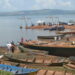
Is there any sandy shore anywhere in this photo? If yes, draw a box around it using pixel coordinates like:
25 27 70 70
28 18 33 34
25 25 52 29
0 47 7 54
0 46 20 55
25 25 75 30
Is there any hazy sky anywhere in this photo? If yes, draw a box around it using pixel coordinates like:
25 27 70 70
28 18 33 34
0 0 75 12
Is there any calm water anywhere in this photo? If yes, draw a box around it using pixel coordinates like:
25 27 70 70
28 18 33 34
0 14 75 46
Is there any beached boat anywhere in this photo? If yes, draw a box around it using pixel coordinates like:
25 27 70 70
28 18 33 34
20 40 75 57
5 53 66 65
38 34 64 40
57 30 75 34
0 64 38 75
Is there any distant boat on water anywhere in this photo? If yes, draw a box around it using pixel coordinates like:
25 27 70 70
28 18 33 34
20 26 23 29
44 25 65 31
57 30 75 34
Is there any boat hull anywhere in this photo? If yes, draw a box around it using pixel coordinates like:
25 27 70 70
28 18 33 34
20 43 75 57
38 34 64 40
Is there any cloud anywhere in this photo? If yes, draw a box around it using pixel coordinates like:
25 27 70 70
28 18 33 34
61 1 71 6
0 0 17 11
34 0 56 9
0 0 73 12
0 0 10 7
33 0 72 10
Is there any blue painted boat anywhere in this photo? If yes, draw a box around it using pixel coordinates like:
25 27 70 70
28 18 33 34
59 22 68 25
44 26 65 31
0 64 39 75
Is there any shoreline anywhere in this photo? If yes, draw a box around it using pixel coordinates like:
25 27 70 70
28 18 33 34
25 24 75 30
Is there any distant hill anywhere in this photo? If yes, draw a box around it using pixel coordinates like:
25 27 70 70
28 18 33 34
0 9 75 16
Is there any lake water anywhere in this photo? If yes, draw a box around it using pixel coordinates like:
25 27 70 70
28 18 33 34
0 14 75 46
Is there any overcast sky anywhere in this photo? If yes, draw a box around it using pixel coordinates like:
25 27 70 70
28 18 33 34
0 0 75 12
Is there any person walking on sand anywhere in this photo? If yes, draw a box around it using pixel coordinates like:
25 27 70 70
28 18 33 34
11 41 15 53
11 44 15 53
6 42 12 53
21 37 24 43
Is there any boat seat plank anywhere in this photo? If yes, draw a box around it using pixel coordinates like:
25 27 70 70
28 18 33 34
46 70 55 75
66 72 73 75
35 58 44 64
27 58 35 63
20 58 27 62
54 71 65 75
51 58 59 63
24 65 27 68
36 70 47 75
44 59 52 64
66 64 75 69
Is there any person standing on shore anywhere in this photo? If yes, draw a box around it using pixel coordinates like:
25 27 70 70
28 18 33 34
6 42 12 53
21 37 24 43
11 41 15 53
6 41 15 53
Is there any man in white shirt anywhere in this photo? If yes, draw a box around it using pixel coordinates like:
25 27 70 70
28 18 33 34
6 43 12 53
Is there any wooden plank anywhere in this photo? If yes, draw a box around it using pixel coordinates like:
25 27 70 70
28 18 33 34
44 59 52 64
66 72 73 75
35 58 44 64
55 71 65 75
36 70 47 75
27 58 34 63
46 70 55 75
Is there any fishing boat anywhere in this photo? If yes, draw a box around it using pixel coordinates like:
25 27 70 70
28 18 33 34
44 25 65 31
56 30 75 34
20 26 23 29
38 34 64 40
20 39 75 57
0 64 38 75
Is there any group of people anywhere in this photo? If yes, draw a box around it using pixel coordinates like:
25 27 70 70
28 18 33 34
6 41 15 53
